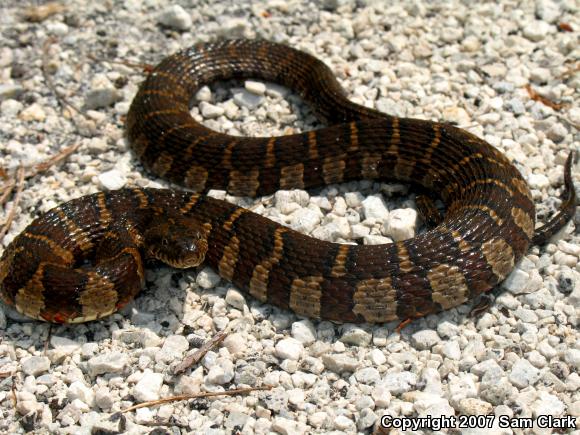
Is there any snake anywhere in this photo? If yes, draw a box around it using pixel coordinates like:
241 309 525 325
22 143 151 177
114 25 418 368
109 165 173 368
0 39 576 324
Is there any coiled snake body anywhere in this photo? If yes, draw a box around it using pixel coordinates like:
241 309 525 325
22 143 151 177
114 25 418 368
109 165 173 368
0 40 576 324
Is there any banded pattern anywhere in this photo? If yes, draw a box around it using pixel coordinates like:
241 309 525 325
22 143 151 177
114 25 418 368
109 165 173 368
0 40 576 323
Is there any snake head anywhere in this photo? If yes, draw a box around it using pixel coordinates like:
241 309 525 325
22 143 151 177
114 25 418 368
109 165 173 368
144 217 209 268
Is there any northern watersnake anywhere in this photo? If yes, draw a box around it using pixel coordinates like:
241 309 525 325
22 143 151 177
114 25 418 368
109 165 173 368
0 39 576 324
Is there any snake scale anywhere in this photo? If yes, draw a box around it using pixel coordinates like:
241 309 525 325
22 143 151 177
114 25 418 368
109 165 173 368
0 39 576 324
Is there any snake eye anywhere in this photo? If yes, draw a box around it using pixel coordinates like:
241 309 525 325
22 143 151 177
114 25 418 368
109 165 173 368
161 238 169 246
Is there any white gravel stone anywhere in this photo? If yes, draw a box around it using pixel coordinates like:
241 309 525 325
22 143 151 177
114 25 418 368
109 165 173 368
437 321 459 338
0 84 23 101
502 267 543 293
457 398 493 415
564 349 580 371
245 80 266 95
322 353 359 373
15 391 40 415
21 356 50 376
98 169 127 190
411 329 440 350
233 89 264 109
156 335 189 363
1 99 23 116
523 20 552 42
196 267 221 288
225 288 246 310
195 86 212 102
334 415 355 430
272 416 308 435
361 195 388 220
355 367 381 384
380 372 417 395
200 101 225 118
87 352 128 377
386 208 417 241
528 173 550 189
19 103 46 122
530 391 565 416
363 234 392 245
133 370 164 402
275 338 304 361
370 348 387 365
84 87 121 110
290 208 321 233
157 5 192 31
536 0 561 23
291 320 317 345
441 340 461 361
509 359 541 388
206 358 235 384
340 324 372 346
95 387 114 410
67 381 95 407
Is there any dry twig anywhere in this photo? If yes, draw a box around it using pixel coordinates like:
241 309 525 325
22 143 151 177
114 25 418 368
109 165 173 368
0 142 81 242
86 54 154 73
114 386 271 416
0 167 25 242
173 330 228 375
42 38 84 116
524 84 566 111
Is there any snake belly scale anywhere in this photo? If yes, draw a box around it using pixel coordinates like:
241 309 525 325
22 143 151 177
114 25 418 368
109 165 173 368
0 39 576 324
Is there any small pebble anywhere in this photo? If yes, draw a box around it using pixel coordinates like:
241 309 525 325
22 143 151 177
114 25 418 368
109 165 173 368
275 338 304 361
133 370 164 402
21 356 50 376
157 5 192 31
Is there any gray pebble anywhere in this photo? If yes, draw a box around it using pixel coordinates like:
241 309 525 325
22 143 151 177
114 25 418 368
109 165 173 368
411 329 440 350
84 88 121 110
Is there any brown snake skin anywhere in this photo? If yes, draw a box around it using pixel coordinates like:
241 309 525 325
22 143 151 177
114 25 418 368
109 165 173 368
0 39 577 324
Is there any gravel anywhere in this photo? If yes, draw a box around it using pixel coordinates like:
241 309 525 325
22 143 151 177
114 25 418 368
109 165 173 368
0 1 579 434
